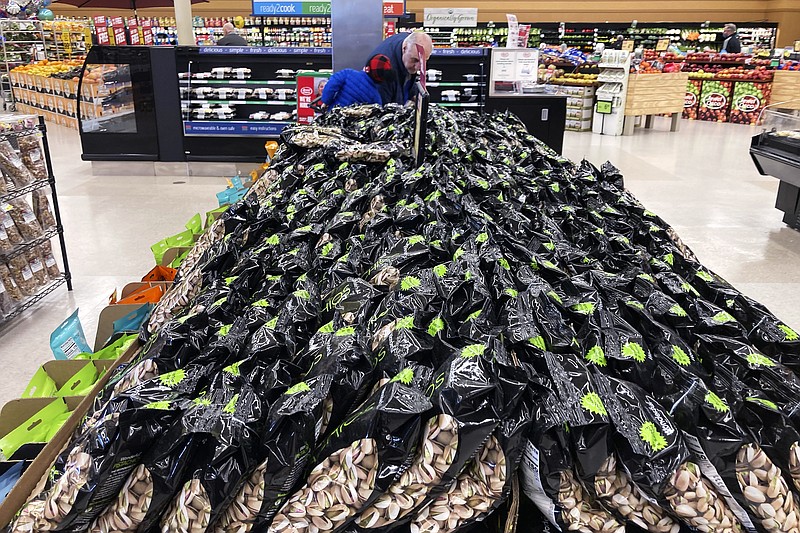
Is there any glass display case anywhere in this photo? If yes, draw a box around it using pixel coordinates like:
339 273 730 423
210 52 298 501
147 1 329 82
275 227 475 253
750 103 800 230
78 46 162 160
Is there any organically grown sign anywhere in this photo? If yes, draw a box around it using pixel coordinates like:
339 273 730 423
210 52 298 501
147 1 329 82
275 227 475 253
423 8 478 27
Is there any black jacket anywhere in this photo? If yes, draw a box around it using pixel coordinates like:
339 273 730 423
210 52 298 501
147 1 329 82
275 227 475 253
365 33 416 105
217 33 248 46
721 33 741 54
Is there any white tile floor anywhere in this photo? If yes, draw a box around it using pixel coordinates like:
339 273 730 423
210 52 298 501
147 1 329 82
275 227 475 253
0 116 797 406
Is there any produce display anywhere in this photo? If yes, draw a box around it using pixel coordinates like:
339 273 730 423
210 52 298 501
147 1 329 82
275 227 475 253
698 80 733 122
8 104 800 533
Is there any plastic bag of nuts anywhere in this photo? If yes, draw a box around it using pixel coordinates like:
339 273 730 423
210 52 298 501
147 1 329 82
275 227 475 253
0 263 23 301
214 374 333 533
521 375 625 533
38 241 60 279
0 208 22 245
18 133 48 181
32 189 56 230
268 380 431 533
0 139 34 188
8 256 37 296
5 198 43 241
352 342 506 532
411 391 534 533
0 276 15 316
24 249 48 287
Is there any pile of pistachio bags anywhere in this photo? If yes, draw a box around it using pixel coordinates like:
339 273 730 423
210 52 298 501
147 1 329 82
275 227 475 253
9 104 800 533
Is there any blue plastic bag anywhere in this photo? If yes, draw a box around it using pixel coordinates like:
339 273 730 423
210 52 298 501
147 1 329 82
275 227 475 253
50 309 92 360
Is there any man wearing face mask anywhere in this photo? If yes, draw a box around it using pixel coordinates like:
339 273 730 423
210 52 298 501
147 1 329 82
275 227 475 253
364 31 434 105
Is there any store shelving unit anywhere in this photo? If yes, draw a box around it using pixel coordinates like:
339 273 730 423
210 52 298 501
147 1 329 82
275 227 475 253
593 50 631 135
0 20 45 75
0 116 72 325
42 22 90 61
427 48 489 113
262 17 331 48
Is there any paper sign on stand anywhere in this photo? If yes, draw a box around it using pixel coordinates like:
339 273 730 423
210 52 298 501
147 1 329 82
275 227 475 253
506 14 519 48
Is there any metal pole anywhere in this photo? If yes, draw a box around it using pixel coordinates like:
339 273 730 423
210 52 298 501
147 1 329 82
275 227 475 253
331 0 383 71
173 0 194 46
38 116 73 291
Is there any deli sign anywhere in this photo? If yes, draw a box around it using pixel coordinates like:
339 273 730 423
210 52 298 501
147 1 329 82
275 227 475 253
423 8 478 27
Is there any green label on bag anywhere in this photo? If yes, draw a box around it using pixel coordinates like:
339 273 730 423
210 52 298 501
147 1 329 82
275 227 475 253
640 422 667 451
581 392 607 416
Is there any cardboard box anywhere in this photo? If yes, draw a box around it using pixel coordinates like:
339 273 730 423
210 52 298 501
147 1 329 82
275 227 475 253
0 341 140 528
160 246 192 267
0 397 85 460
22 360 116 399
120 281 172 300
93 303 148 351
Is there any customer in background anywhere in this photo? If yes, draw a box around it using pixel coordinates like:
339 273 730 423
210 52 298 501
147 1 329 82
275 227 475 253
721 23 741 54
364 31 433 105
217 23 248 46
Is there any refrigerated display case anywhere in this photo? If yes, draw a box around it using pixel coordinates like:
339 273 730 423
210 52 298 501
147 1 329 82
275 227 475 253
750 104 800 230
78 46 177 161
176 46 331 161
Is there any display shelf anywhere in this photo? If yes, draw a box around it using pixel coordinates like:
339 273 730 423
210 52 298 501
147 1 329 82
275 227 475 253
0 179 50 202
0 20 46 77
0 118 72 328
437 102 481 108
623 72 688 134
191 99 296 105
425 82 481 88
1 275 66 324
771 71 800 111
0 227 60 262
180 79 294 85
593 50 632 136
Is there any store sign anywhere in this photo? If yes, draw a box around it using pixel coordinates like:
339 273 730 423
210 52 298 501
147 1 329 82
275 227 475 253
184 121 289 135
704 93 727 110
684 92 697 108
423 8 478 28
296 72 328 124
251 0 331 16
736 95 760 112
596 100 613 114
383 0 404 16
656 38 670 51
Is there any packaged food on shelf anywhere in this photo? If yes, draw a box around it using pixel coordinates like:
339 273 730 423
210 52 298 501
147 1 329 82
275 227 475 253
5 198 43 241
0 140 34 188
8 255 37 296
32 190 56 231
38 241 60 279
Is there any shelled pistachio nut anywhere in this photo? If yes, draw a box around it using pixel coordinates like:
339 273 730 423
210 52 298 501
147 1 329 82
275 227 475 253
159 478 211 533
411 434 505 533
788 442 800 493
594 455 678 533
358 414 459 529
269 438 379 533
214 460 267 533
665 462 741 533
736 443 800 533
558 468 625 533
90 463 152 532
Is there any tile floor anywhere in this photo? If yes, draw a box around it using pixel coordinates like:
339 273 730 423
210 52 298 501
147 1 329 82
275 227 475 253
0 116 797 406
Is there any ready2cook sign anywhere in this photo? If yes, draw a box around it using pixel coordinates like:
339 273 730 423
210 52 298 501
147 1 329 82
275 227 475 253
251 0 405 16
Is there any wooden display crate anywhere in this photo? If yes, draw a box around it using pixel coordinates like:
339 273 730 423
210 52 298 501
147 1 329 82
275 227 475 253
771 71 800 110
623 72 689 135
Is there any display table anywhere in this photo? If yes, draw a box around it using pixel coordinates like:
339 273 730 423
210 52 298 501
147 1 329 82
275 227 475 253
771 71 800 110
623 72 688 135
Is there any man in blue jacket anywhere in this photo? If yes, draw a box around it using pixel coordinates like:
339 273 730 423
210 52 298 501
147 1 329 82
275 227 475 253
365 31 433 105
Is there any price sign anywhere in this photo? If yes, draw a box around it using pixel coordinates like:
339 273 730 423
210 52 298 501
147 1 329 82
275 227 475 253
596 100 613 114
60 27 72 55
621 40 634 52
795 40 800 52
656 38 670 51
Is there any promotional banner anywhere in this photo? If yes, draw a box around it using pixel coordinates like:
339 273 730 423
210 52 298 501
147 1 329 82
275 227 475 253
252 0 331 16
383 0 404 16
296 72 329 124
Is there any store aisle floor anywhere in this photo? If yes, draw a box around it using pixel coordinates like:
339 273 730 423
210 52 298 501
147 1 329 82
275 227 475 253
0 116 796 405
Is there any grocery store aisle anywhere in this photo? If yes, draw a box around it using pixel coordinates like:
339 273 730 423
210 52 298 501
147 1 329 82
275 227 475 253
0 116 797 407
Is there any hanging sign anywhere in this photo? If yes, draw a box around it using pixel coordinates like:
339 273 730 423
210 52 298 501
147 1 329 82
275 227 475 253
621 40 635 52
383 0 404 16
656 38 671 51
251 0 331 16
423 8 478 28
